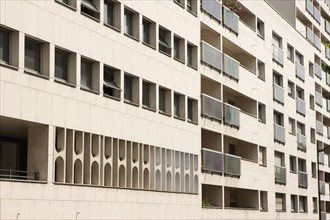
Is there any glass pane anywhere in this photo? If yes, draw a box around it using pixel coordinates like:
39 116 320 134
25 38 41 72
124 11 133 35
159 88 165 112
124 76 132 101
0 28 10 63
143 21 150 44
81 59 92 89
55 49 69 81
104 1 114 26
174 94 180 117
143 83 150 107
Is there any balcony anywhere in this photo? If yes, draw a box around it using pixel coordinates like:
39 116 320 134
296 97 306 115
224 187 259 210
315 63 322 79
320 181 326 194
223 6 239 35
272 44 284 65
201 94 223 121
298 171 308 188
274 124 285 144
295 62 305 81
316 91 323 107
224 153 241 177
306 0 313 14
223 103 240 128
313 6 321 23
317 120 324 135
273 83 284 104
306 27 314 43
201 41 222 71
314 35 321 50
201 148 223 173
275 166 286 184
223 54 240 81
297 133 307 151
201 0 222 22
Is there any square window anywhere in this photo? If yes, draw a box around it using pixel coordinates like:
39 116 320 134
80 58 99 92
159 26 172 56
124 8 139 40
174 35 185 62
174 92 185 119
124 73 139 105
103 65 121 99
276 193 286 212
187 98 198 123
0 27 10 64
142 80 156 110
104 0 121 30
187 42 197 68
81 0 100 20
291 195 298 213
159 87 171 115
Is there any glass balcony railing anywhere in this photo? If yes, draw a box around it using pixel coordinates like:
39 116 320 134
274 124 286 143
314 63 322 79
295 62 305 81
272 44 284 65
327 74 330 86
327 127 330 139
315 91 323 107
321 212 326 220
224 153 241 177
275 166 286 184
319 152 325 164
317 120 324 135
298 171 308 188
223 54 239 81
320 181 325 194
201 0 222 22
306 0 313 14
223 6 239 35
297 133 307 151
314 35 321 50
327 99 330 112
201 148 223 173
326 20 330 34
201 94 223 121
201 41 222 71
223 103 240 127
296 97 306 115
273 83 284 104
326 47 330 59
306 27 314 44
313 6 321 23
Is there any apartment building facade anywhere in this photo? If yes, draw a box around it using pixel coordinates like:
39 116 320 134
0 0 329 219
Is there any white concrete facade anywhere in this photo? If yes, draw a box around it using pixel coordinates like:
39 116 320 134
0 0 329 219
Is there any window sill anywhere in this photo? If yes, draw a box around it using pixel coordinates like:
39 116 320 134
54 78 76 88
187 9 197 17
159 111 171 117
55 0 77 11
159 49 172 58
290 171 297 174
142 105 156 112
187 63 198 70
257 33 265 40
24 69 49 80
173 0 185 9
103 94 121 101
81 12 100 23
289 132 296 136
174 57 186 64
142 41 156 50
260 209 268 212
174 115 185 121
259 164 267 167
103 23 121 33
258 119 266 124
276 210 286 212
0 61 18 71
80 86 99 94
124 33 140 42
124 99 139 107
187 119 198 125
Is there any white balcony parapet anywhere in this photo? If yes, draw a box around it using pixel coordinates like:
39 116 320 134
201 0 222 22
314 63 322 79
275 166 286 184
224 153 241 177
297 133 307 151
273 83 284 104
201 93 223 121
274 124 285 143
296 97 306 115
201 41 222 71
223 54 239 81
223 103 240 127
272 44 284 65
295 62 305 81
223 6 239 35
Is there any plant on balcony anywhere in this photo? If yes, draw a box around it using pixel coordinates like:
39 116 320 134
223 0 242 13
322 61 330 73
202 198 211 207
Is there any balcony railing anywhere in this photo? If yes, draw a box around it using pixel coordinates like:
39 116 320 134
313 6 321 23
275 166 286 184
306 0 313 14
201 0 222 22
272 44 284 65
317 120 324 135
321 212 326 220
327 74 330 86
326 47 330 59
326 20 330 34
315 91 323 107
273 83 284 104
327 99 330 112
315 63 322 79
296 97 306 115
223 6 239 35
298 171 308 188
306 27 314 43
274 124 286 144
223 54 239 81
328 127 330 139
201 41 222 71
314 35 321 50
295 62 305 81
201 148 223 173
0 169 40 181
297 133 307 151
201 94 223 121
320 181 325 194
224 153 241 177
223 103 240 127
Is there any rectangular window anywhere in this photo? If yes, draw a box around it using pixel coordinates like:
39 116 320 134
174 35 184 62
104 0 120 30
297 122 305 136
260 191 268 211
298 158 306 172
187 98 197 123
174 92 185 119
257 60 265 81
259 146 267 166
310 94 315 110
258 103 266 123
81 58 93 90
159 87 171 115
289 155 297 173
288 81 295 97
312 162 316 178
296 86 304 100
124 73 139 105
274 111 283 126
25 38 41 73
275 151 285 167
313 197 318 213
291 195 298 213
143 19 150 45
173 0 184 7
142 81 156 110
288 118 295 134
299 196 307 213
55 48 69 82
276 193 286 212
159 26 171 56
0 27 10 64
287 44 294 61
81 0 100 20
311 128 315 144
56 0 76 8
124 8 139 40
142 17 156 48
257 19 265 39
187 42 197 68
103 65 121 99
